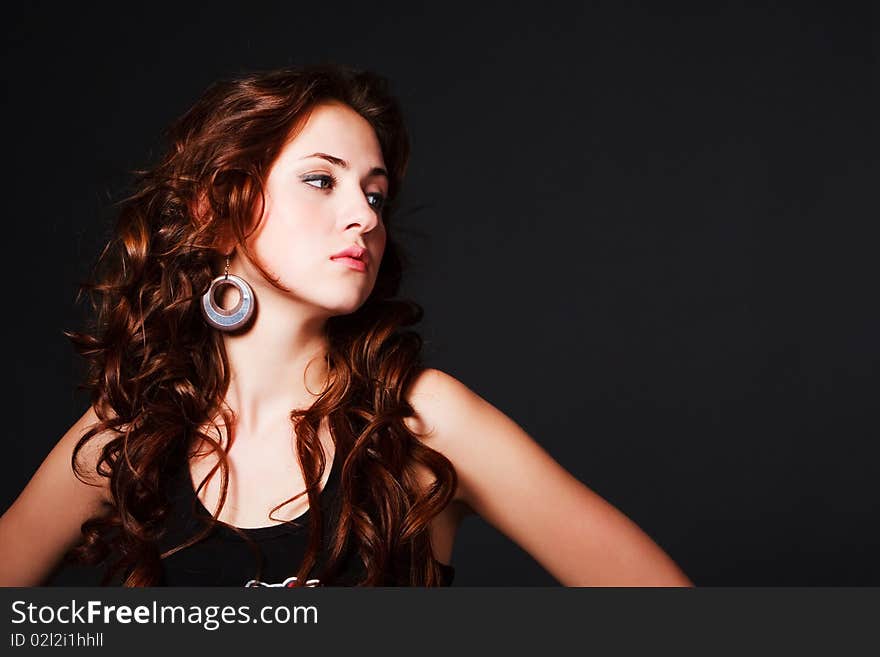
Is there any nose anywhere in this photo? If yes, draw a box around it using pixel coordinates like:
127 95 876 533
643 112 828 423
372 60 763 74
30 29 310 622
341 187 381 236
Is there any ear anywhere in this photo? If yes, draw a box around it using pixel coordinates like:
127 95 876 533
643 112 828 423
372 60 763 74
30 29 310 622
190 190 237 255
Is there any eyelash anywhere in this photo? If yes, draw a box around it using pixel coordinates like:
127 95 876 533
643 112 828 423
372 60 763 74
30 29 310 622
302 174 386 213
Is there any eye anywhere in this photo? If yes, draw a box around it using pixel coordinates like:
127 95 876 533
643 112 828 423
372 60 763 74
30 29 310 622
367 192 386 212
301 173 387 213
302 173 337 190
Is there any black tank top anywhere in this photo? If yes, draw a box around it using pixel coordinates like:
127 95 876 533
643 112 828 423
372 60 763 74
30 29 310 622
157 452 455 586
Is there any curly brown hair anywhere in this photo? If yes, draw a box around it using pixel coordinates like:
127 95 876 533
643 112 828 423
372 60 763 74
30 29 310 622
62 63 457 586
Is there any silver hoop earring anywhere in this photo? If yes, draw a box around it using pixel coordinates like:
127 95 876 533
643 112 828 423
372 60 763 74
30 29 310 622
200 255 255 331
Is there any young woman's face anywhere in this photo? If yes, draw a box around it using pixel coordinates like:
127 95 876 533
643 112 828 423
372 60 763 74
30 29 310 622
243 101 389 316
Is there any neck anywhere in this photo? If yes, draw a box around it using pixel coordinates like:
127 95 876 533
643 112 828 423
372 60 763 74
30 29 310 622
216 279 332 439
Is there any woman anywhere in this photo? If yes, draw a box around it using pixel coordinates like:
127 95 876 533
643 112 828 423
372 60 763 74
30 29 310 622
0 63 693 587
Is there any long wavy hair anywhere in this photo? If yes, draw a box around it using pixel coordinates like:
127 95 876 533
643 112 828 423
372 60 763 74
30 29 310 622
63 63 457 586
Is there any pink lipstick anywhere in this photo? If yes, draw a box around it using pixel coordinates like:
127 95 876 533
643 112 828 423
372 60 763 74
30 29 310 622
331 256 366 272
330 244 368 273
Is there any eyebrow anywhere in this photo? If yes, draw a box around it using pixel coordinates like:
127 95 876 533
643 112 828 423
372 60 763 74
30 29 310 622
300 152 388 180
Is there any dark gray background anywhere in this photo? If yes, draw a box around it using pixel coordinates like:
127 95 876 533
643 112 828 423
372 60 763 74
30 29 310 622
3 588 877 654
2 1 876 585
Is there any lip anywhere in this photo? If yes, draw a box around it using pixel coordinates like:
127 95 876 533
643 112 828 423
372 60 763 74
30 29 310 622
330 245 368 262
331 256 367 273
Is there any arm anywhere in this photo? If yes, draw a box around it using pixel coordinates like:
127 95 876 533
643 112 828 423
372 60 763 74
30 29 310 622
0 405 115 586
407 368 694 587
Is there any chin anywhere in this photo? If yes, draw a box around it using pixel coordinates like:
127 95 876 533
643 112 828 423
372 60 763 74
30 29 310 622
325 293 370 316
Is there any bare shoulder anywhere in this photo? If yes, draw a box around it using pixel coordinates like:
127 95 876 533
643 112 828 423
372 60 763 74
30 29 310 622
402 368 475 503
64 404 118 503
403 367 694 586
0 404 118 585
402 367 480 449
403 366 561 508
403 367 475 433
31 403 119 509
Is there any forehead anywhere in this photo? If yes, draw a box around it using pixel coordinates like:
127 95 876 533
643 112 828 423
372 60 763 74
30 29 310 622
282 101 385 166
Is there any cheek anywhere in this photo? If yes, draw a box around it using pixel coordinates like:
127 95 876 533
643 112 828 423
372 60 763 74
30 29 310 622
251 209 326 272
376 222 388 251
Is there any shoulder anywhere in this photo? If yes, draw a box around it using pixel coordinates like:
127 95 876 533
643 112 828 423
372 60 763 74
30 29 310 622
403 367 487 447
403 368 467 502
401 369 696 586
404 367 477 424
403 366 592 524
63 404 118 505
402 368 480 504
0 404 117 585
403 367 541 508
